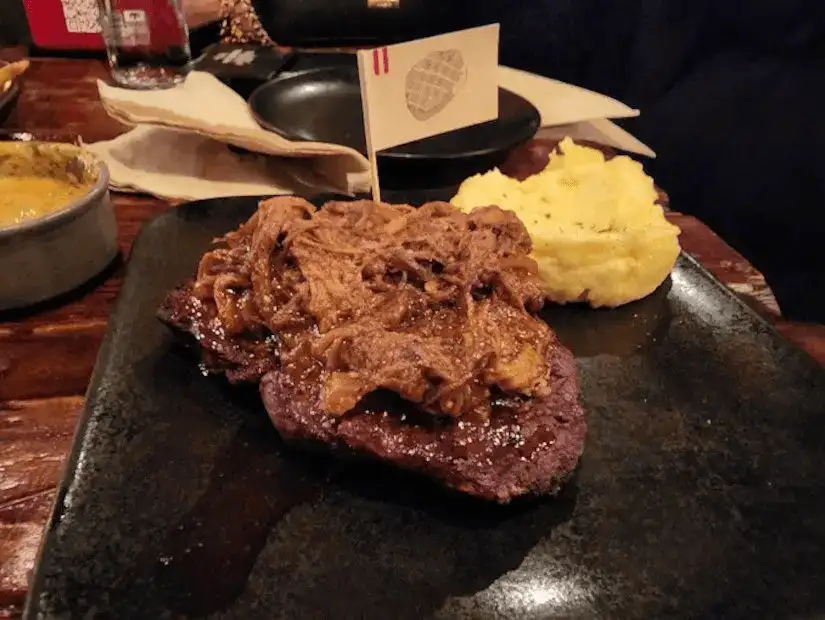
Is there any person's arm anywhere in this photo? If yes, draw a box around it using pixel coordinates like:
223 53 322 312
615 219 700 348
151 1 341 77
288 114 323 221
184 0 223 30
182 0 222 55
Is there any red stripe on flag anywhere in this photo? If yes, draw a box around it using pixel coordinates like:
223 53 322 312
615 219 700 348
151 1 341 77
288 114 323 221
372 49 380 76
382 47 390 74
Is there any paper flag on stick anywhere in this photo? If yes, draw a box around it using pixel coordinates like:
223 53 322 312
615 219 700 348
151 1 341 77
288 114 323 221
357 24 500 202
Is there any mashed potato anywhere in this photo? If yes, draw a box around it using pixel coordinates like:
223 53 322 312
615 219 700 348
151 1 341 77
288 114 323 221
452 138 681 308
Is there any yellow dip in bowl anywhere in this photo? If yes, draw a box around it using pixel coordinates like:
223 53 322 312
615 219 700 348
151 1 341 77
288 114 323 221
0 141 98 228
0 141 117 310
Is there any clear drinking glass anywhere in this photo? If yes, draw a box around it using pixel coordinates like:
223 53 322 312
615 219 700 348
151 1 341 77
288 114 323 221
98 0 191 89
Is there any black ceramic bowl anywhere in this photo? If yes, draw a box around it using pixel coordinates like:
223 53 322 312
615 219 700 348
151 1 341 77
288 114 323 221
248 64 541 190
0 71 21 126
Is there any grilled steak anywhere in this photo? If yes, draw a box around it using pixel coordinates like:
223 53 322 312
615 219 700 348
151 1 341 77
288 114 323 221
158 196 587 503
259 337 585 503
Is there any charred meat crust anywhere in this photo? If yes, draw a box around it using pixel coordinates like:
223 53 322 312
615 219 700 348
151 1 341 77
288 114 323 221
259 339 586 504
160 292 586 503
159 285 280 383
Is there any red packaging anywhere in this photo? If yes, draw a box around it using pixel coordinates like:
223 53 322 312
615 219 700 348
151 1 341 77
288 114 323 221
24 0 184 52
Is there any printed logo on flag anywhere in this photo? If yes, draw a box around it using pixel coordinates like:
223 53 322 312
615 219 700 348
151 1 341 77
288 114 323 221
405 49 467 121
356 24 499 153
372 48 390 76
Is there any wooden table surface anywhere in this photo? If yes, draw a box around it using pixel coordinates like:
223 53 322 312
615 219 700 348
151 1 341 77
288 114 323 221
1 54 824 619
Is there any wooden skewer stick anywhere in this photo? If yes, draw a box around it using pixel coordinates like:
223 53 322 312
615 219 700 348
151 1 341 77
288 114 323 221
367 147 381 204
356 51 382 203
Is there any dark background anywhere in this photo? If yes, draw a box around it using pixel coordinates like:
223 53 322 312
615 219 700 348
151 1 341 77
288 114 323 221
0 0 30 45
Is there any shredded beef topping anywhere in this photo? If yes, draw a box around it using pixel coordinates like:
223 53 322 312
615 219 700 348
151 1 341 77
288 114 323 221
179 197 553 419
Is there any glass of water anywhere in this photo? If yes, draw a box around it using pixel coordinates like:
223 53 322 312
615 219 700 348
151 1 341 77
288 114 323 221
98 0 191 89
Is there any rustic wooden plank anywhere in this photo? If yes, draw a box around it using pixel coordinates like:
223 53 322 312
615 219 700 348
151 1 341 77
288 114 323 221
0 396 83 618
0 491 55 616
0 326 106 402
0 398 81 616
3 58 127 143
669 212 782 319
0 397 83 505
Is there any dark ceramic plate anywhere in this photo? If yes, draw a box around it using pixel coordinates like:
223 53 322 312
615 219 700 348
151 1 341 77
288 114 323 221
0 80 20 126
25 196 825 620
247 65 540 189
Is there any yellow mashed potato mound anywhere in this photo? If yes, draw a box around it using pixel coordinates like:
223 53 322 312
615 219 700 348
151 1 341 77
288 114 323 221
452 137 681 308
